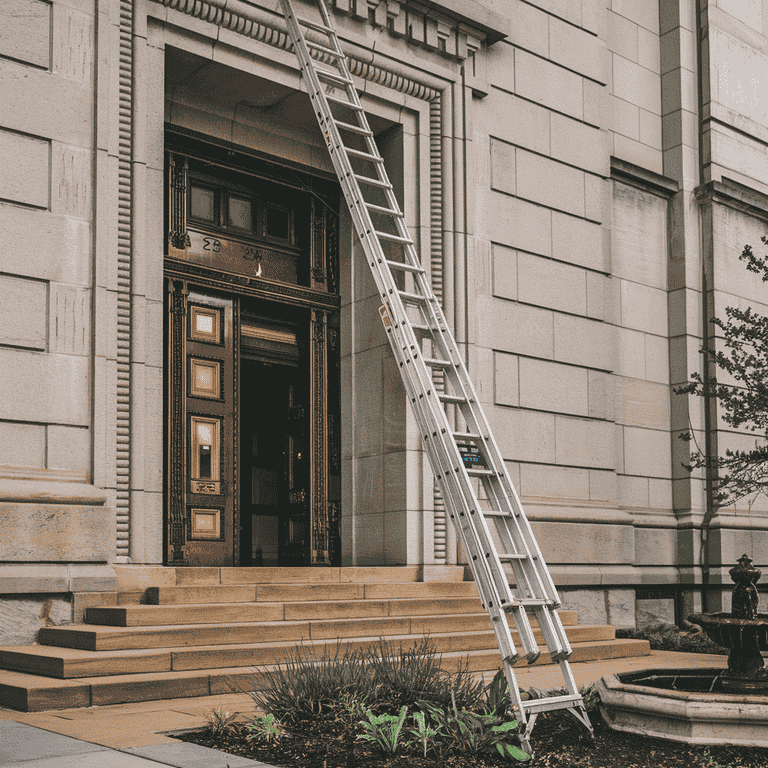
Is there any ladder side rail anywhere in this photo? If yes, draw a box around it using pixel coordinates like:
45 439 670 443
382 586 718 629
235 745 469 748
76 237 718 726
381 312 523 663
381 306 542 663
277 0 593 746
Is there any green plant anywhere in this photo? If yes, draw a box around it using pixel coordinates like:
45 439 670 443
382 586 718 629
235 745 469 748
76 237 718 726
482 669 512 715
245 713 284 744
249 637 486 722
409 709 442 758
249 640 370 721
357 704 409 754
204 706 240 737
676 241 768 507
418 693 529 761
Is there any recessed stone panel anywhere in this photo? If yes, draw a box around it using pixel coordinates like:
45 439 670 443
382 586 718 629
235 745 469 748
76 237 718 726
493 351 519 407
0 502 113 562
519 357 588 416
0 349 89 425
0 421 45 469
0 274 47 350
0 0 51 69
0 128 49 209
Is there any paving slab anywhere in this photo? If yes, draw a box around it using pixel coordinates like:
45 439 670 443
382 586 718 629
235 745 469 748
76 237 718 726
0 720 102 763
1 751 174 767
125 742 272 767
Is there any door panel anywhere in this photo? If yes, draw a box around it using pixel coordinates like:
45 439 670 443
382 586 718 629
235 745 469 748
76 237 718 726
166 287 236 566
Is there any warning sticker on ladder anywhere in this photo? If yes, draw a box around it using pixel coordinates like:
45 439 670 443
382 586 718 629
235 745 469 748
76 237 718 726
379 305 392 329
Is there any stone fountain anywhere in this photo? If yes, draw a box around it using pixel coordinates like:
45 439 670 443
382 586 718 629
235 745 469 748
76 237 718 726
596 554 768 746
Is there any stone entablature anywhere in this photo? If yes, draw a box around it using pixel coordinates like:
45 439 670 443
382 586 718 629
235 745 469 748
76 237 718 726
150 0 506 64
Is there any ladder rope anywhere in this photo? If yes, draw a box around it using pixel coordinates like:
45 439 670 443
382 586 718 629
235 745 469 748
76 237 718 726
276 0 594 751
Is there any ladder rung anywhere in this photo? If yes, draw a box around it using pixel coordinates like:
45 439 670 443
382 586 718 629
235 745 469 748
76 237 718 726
296 16 336 36
411 323 432 333
325 92 363 109
354 173 390 188
346 147 384 163
482 509 510 518
508 598 554 607
335 120 372 136
521 694 584 715
365 202 404 217
306 40 342 58
498 553 528 561
316 68 354 87
438 393 468 404
467 468 493 476
377 230 413 243
453 431 482 441
423 356 451 368
398 290 427 303
385 259 424 273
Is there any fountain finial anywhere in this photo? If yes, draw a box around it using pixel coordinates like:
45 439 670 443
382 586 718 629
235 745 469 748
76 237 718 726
729 553 760 620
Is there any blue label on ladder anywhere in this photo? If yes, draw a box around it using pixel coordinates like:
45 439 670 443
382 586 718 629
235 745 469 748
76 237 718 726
458 444 485 468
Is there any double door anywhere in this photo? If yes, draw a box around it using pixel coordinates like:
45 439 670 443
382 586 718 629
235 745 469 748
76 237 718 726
165 284 340 566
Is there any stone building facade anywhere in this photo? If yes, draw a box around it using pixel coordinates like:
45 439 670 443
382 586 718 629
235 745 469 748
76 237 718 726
1 0 767 644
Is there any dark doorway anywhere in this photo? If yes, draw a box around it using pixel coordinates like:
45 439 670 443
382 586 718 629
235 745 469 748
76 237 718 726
240 357 310 566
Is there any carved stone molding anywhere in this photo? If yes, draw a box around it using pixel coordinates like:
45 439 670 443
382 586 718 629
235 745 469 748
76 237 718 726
116 0 134 560
150 0 504 65
167 279 188 564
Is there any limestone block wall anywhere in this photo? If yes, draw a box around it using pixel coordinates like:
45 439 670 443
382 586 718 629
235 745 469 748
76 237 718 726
473 0 635 610
0 0 116 645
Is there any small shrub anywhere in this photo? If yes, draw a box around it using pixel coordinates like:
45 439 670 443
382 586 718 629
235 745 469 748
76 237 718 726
417 694 529 761
245 713 284 744
409 709 442 757
204 706 240 737
357 704 409 754
616 623 727 655
249 637 485 722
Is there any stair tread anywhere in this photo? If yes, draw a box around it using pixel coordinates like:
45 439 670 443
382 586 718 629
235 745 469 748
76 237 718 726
3 624 614 659
0 637 650 684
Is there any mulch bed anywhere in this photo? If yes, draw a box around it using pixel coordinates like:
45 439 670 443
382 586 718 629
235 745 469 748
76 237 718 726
178 705 768 768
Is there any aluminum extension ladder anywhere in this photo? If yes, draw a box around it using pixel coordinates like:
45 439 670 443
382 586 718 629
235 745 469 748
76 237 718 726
276 0 593 751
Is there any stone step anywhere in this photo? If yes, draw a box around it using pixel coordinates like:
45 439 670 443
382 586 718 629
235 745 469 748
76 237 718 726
0 637 651 712
145 580 481 604
85 597 487 627
173 566 460 586
0 624 615 679
437 638 652 674
39 612 501 651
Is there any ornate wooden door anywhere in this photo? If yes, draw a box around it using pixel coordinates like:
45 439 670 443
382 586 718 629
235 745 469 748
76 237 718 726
166 284 237 566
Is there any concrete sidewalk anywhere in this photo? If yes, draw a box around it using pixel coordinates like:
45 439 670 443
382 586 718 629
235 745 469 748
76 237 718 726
0 650 727 767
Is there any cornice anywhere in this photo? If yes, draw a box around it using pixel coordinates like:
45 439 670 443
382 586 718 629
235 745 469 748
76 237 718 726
610 157 679 198
694 177 768 222
149 0 481 100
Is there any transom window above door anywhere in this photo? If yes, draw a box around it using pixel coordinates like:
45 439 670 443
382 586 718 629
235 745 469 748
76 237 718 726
167 151 310 286
187 181 293 247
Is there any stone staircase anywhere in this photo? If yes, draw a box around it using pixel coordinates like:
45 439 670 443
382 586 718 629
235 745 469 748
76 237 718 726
0 567 650 711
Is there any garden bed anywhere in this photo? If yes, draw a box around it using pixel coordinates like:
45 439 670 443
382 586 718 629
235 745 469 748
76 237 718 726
178 706 768 768
176 637 768 768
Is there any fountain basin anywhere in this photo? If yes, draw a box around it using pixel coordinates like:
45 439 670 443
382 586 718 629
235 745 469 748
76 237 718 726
597 668 768 747
688 612 768 649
